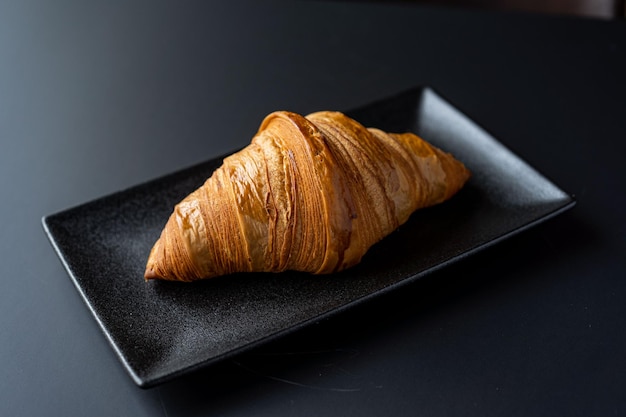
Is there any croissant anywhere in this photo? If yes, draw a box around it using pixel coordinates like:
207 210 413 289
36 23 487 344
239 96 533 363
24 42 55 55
144 111 470 282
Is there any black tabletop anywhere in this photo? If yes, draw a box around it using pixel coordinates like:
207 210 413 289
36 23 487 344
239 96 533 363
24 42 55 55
1 1 625 416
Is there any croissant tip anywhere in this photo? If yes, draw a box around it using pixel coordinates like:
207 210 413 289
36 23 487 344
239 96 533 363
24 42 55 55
144 266 159 281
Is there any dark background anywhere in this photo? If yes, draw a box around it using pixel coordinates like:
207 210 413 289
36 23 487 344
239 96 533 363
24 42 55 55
1 1 625 416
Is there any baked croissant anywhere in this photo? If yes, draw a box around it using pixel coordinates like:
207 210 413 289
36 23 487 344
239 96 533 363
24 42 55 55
145 111 470 282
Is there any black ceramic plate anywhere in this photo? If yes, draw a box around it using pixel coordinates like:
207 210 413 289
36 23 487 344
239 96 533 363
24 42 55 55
43 87 575 388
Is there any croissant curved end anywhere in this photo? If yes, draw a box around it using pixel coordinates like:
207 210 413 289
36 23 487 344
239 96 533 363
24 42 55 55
144 241 162 280
144 266 158 281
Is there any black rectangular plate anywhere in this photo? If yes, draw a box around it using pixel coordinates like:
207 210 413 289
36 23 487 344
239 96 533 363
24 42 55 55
43 87 575 388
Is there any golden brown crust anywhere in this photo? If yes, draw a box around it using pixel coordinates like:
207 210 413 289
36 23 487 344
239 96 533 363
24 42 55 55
144 111 470 282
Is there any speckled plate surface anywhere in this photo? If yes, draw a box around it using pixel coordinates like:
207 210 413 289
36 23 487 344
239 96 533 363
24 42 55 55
42 87 575 388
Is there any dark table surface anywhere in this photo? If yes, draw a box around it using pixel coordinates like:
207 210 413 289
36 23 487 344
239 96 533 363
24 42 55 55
1 1 625 416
